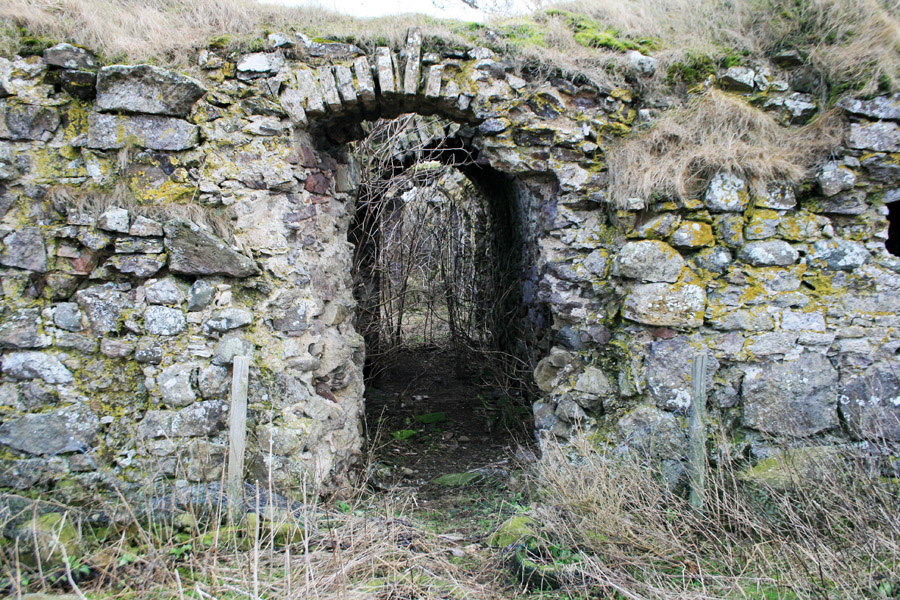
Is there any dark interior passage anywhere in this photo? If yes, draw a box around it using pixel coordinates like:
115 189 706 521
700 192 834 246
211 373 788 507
338 114 539 483
364 348 530 492
888 201 900 256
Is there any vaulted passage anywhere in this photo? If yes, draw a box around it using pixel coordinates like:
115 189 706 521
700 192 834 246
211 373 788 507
332 114 541 484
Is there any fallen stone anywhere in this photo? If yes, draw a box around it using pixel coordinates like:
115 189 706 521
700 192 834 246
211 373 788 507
96 64 206 117
13 512 83 569
742 351 839 436
627 50 656 76
1 351 73 384
86 112 199 151
720 66 755 92
164 220 258 277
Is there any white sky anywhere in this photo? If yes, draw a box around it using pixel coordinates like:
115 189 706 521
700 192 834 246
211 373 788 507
262 0 539 22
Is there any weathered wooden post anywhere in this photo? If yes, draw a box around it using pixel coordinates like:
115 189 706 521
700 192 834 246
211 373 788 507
227 355 250 523
688 353 708 514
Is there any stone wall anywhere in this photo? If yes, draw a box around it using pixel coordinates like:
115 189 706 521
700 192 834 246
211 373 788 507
0 32 898 502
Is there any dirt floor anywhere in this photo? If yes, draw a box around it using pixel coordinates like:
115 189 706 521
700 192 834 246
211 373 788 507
362 347 537 532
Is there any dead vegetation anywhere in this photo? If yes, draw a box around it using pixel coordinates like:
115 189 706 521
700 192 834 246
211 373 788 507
1 0 899 98
606 89 845 205
521 435 900 599
3 434 897 599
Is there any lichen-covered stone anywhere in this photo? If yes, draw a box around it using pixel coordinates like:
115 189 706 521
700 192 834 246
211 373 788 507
839 360 900 441
669 221 714 248
613 240 684 282
2 103 60 140
645 337 718 412
689 246 732 274
623 282 706 327
738 241 798 266
817 161 856 196
75 284 124 334
0 228 47 272
1 351 73 384
187 279 215 311
96 64 206 117
97 206 130 233
713 214 745 248
838 94 900 120
157 363 196 407
204 308 252 333
43 43 97 70
742 352 839 436
145 278 185 305
720 66 755 92
53 303 84 332
705 172 750 212
105 253 166 277
757 185 796 210
848 121 900 152
144 305 186 336
0 404 98 455
86 112 199 151
212 334 254 365
0 308 46 349
129 215 164 237
744 210 780 240
137 400 227 438
808 239 869 271
616 405 688 486
164 219 258 277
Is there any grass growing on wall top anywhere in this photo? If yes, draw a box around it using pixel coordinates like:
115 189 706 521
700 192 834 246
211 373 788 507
606 89 845 206
1 0 899 98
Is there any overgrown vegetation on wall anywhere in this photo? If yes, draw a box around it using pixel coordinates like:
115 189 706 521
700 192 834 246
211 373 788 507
2 0 899 98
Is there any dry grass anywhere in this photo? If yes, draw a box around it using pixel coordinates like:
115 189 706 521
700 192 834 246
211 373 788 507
606 89 844 205
525 435 900 599
1 0 898 97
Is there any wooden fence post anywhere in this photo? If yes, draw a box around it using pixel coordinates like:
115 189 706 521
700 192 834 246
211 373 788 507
227 355 250 524
688 353 708 515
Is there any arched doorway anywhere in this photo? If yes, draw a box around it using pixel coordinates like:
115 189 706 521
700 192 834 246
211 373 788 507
319 113 547 488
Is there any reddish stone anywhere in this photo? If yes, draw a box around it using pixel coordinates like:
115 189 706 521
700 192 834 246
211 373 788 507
650 327 677 339
305 173 331 195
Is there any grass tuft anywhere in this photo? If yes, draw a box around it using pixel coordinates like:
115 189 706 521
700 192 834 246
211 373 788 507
606 89 844 206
